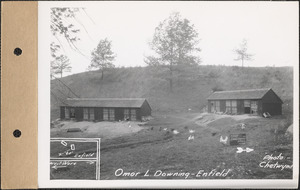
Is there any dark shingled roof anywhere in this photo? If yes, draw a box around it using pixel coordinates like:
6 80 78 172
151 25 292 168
65 98 148 108
207 88 272 100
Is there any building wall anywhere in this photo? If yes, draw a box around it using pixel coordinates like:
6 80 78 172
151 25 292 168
94 107 102 121
237 100 244 114
207 99 282 116
208 99 261 115
220 100 226 112
136 108 142 121
60 106 150 121
257 100 263 115
262 90 283 103
60 106 65 119
140 101 152 117
115 108 124 121
207 90 282 116
261 90 282 115
262 103 282 115
207 101 212 112
75 107 83 120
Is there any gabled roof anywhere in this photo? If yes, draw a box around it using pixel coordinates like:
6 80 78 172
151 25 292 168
64 98 148 108
207 88 272 100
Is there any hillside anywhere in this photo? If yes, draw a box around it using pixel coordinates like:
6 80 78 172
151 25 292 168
51 65 293 120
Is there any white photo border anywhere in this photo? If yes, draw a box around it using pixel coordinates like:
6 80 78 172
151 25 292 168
38 1 299 188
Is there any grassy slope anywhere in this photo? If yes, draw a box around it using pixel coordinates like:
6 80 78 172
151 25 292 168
51 65 293 120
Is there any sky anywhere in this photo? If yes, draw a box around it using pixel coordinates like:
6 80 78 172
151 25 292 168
48 1 299 75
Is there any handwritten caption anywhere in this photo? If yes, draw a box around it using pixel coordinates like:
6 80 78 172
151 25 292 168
114 168 231 179
259 153 293 170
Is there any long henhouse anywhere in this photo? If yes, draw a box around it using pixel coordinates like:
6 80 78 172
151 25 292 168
207 88 283 116
60 98 151 121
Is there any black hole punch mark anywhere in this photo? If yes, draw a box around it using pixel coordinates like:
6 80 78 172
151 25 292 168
13 129 21 138
14 48 22 56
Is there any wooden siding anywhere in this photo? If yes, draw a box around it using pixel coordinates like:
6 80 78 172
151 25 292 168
207 98 281 116
95 108 102 121
237 100 243 114
207 101 211 112
261 90 283 103
140 101 152 117
220 100 226 112
262 103 282 115
75 107 83 121
60 107 65 119
60 105 151 121
115 108 124 121
136 108 142 121
257 100 263 115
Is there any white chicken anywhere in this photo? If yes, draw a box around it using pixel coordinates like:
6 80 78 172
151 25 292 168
236 147 254 153
188 135 194 141
220 136 228 145
240 123 246 130
189 129 195 133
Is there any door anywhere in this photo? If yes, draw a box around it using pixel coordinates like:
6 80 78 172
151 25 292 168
70 108 75 118
124 109 130 120
130 109 136 121
250 100 258 114
89 108 95 120
244 100 250 114
83 108 89 120
65 107 70 119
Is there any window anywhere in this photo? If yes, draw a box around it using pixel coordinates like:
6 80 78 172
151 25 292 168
83 108 89 120
244 100 250 107
65 107 70 119
124 109 130 120
103 108 109 121
131 109 136 121
109 108 115 121
226 100 231 113
231 100 237 114
89 108 95 120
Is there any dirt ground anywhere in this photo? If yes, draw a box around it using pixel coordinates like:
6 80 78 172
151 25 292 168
51 120 144 140
51 112 293 180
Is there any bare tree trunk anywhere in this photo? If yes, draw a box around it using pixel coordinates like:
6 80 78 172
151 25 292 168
170 78 173 93
169 62 173 93
101 69 104 80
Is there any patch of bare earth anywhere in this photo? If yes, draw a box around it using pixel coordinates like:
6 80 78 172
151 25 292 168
51 121 144 140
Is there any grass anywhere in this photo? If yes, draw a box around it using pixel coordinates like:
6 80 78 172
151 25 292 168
50 112 293 180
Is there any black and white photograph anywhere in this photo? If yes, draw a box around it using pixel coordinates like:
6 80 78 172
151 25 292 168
38 1 298 188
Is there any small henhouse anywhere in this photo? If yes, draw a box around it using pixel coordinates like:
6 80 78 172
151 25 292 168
60 98 151 121
207 88 283 116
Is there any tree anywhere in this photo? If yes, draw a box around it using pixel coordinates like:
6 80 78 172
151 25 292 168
88 38 116 80
51 55 72 78
50 8 88 78
50 8 83 55
145 12 201 92
233 39 254 67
